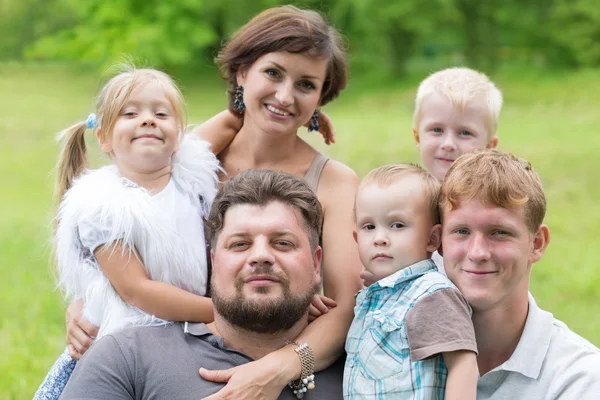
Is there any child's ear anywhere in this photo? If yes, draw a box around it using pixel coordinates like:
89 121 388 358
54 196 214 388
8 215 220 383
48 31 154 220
97 128 112 153
426 224 442 253
488 135 499 149
413 128 421 149
352 230 358 243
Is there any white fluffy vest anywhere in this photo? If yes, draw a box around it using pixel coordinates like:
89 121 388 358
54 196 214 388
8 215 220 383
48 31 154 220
55 135 220 338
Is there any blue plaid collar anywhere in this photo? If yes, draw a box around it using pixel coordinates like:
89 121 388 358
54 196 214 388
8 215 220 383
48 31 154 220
368 259 438 292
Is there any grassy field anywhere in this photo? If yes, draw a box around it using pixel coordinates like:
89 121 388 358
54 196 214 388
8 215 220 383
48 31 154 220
1 63 599 398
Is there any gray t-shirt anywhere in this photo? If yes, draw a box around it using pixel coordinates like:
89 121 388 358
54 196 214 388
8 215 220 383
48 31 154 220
61 322 345 400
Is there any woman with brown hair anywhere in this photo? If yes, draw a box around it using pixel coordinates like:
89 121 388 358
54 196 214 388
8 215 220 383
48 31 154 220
195 5 362 399
64 5 361 399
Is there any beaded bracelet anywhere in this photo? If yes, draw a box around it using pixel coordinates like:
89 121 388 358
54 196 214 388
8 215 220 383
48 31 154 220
285 341 315 399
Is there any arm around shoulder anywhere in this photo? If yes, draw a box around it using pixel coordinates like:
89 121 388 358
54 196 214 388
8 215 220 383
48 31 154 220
317 159 362 302
191 110 242 155
294 160 362 369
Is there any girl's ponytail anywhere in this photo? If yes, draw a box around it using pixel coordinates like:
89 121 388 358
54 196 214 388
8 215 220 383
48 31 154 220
53 120 90 207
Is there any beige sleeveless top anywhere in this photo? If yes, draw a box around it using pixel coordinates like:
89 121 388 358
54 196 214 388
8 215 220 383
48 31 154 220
303 152 329 193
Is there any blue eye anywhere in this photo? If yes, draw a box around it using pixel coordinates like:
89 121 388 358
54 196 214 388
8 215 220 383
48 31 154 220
391 222 405 229
265 69 280 78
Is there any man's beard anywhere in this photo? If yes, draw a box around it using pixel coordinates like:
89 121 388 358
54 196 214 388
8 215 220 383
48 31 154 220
211 268 316 334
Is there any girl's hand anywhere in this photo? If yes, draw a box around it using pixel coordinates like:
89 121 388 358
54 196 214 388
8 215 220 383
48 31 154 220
308 294 338 322
305 110 336 145
199 352 291 400
65 299 98 360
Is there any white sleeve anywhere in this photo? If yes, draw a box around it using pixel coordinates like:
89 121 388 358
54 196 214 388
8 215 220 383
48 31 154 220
78 213 122 253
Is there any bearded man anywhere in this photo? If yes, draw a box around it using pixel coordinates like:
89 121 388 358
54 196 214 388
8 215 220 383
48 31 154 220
61 170 345 400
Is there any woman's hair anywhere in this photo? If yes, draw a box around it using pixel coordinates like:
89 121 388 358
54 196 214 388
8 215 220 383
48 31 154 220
53 65 186 206
216 5 348 112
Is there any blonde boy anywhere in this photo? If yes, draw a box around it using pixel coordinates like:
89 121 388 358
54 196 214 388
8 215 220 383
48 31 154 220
344 164 478 400
413 67 502 182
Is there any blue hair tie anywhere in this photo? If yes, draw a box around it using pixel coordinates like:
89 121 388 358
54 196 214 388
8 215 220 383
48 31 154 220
86 113 97 129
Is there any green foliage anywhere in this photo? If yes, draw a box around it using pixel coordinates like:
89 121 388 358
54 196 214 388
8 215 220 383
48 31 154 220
2 0 600 72
550 0 600 66
24 0 219 67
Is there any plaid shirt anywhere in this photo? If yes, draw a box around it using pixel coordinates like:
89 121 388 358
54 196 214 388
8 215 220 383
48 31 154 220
343 259 462 399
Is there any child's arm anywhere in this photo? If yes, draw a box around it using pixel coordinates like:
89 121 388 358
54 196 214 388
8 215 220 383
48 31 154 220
443 350 478 400
192 110 242 155
95 242 213 323
312 110 336 145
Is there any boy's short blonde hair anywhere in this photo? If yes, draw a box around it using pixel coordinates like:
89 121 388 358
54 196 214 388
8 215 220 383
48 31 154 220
413 67 503 137
440 149 546 233
357 164 441 225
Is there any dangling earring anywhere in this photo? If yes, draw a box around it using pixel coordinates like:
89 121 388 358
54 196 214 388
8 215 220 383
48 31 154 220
233 85 246 114
308 109 319 132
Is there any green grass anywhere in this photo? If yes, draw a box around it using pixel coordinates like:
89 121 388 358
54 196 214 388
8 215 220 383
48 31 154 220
1 63 599 398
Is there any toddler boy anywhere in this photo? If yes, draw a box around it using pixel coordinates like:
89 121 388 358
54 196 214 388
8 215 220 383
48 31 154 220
344 164 478 400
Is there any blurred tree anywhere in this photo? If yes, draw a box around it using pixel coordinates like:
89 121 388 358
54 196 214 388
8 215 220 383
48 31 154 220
549 0 600 67
0 0 81 60
1 0 597 71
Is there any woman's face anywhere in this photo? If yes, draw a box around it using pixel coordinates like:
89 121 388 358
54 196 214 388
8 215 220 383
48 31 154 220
237 51 327 137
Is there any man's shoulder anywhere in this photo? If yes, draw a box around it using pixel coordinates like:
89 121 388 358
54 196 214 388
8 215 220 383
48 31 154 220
101 323 187 351
538 317 600 398
548 317 600 365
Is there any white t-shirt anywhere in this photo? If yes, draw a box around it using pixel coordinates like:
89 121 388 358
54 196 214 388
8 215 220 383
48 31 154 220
478 293 600 399
152 179 207 269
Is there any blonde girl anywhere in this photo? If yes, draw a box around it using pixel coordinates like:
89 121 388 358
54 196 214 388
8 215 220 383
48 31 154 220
34 66 219 399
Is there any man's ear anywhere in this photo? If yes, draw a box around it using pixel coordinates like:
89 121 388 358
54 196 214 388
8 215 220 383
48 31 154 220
312 246 323 287
97 128 112 153
413 128 421 150
488 135 499 149
426 224 442 253
530 224 550 264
